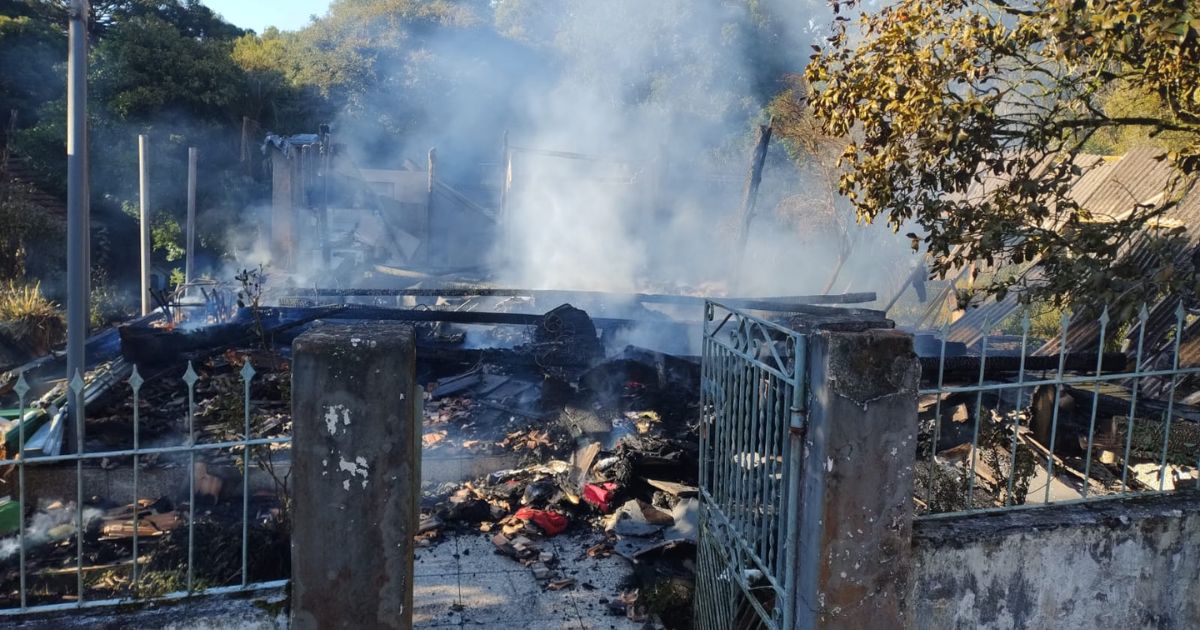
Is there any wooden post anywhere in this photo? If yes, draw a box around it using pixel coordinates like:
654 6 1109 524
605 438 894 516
427 147 437 266
730 122 773 291
240 116 248 173
185 147 197 283
138 134 151 315
318 124 331 265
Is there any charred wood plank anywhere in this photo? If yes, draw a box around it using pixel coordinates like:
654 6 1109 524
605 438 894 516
118 306 344 365
276 287 877 307
321 304 697 334
1063 384 1200 423
920 353 1128 383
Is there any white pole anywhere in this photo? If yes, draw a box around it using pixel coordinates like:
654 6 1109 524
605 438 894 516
138 134 151 315
185 146 197 283
66 0 89 419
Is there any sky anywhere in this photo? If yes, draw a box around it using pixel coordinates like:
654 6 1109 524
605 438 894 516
201 0 333 33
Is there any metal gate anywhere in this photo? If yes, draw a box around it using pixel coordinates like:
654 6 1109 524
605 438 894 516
696 301 807 629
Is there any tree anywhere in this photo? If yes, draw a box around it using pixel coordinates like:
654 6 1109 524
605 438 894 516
6 1 273 296
803 0 1200 308
0 12 64 137
91 15 243 122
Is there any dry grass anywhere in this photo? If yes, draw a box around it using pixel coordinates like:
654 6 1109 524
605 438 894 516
0 281 64 352
0 281 58 322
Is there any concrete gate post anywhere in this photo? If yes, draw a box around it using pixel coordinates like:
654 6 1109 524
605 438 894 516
291 323 421 629
792 329 920 629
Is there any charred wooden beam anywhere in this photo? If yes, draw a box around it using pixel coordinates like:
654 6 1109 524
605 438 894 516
118 306 344 365
920 352 1128 383
321 304 695 336
1064 384 1200 423
278 287 877 309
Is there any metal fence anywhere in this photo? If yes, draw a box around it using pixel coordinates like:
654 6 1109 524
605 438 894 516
919 302 1200 517
695 301 806 629
0 358 290 615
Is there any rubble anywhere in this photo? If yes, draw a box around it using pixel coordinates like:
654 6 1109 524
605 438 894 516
0 336 295 607
513 507 568 536
914 338 1200 514
0 291 719 622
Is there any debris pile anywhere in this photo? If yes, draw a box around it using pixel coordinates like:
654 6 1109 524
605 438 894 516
914 350 1200 513
0 295 707 624
415 324 703 626
0 341 294 607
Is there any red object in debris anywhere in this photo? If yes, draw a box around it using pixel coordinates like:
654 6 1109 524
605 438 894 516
582 482 618 513
514 507 568 536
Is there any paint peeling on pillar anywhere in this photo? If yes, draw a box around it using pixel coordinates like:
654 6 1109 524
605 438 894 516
324 404 351 435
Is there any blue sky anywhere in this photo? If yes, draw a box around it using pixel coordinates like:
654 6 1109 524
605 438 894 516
202 0 333 33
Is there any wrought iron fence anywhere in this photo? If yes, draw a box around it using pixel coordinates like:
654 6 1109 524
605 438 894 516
696 301 806 629
918 302 1200 517
0 358 291 615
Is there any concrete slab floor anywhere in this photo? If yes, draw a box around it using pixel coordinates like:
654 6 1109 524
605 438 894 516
413 530 646 629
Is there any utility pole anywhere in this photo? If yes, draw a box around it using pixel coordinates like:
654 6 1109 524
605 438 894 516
185 147 197 283
66 0 90 438
138 134 151 315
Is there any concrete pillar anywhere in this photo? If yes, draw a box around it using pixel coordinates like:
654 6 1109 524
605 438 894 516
291 322 421 630
792 329 919 629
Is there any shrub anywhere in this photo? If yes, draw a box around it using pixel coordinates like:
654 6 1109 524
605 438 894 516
0 280 64 353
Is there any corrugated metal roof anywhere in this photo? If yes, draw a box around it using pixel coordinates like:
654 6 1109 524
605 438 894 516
1036 175 1200 357
948 148 1197 355
1077 147 1184 220
1066 155 1120 207
945 154 1109 347
946 293 1023 346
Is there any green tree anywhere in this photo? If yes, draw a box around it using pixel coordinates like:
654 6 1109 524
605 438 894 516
0 13 64 136
91 15 243 122
7 1 274 295
804 0 1200 308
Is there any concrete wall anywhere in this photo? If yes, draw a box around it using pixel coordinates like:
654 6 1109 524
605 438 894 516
909 491 1200 629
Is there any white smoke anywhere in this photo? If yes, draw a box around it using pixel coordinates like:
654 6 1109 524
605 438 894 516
0 503 104 561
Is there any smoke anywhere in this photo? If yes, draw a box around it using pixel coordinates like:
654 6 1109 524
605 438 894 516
0 502 104 561
278 0 917 300
490 0 765 292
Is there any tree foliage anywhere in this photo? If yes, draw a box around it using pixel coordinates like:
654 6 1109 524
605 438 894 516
91 15 243 121
0 13 64 133
804 0 1200 307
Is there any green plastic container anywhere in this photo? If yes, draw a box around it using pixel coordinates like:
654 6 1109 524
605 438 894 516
0 497 20 536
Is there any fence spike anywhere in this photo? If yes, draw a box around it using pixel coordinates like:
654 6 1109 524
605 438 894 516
129 364 144 392
13 370 29 400
240 358 256 382
68 369 85 394
182 361 198 387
